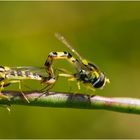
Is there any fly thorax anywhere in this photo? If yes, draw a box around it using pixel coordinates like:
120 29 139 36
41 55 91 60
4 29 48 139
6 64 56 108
74 70 92 83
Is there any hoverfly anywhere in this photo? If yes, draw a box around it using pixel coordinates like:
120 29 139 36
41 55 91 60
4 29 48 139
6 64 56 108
0 66 54 102
44 33 110 94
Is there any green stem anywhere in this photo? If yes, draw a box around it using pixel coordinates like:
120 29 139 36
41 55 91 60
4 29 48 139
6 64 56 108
1 91 140 115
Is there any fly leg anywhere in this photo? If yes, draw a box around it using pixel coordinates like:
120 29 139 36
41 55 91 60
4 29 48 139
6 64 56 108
0 81 10 100
36 73 58 100
9 80 30 103
83 83 96 97
0 81 11 111
35 81 56 100
57 68 81 93
18 81 30 103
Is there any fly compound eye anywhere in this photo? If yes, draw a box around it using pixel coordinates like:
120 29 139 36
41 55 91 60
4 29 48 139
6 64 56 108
92 73 105 88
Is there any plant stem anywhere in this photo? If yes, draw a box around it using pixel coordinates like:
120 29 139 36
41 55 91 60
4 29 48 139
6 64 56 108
1 91 140 115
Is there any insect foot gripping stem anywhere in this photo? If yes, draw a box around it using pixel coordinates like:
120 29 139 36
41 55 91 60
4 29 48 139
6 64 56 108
0 87 11 111
0 92 10 101
0 81 10 101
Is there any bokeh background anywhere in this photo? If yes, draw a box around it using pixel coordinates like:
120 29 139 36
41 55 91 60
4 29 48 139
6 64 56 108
0 1 140 138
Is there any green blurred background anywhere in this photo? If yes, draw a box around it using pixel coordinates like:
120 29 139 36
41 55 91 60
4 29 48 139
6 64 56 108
0 1 140 138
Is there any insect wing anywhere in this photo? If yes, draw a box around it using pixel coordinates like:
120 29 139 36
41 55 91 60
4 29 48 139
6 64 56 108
55 32 83 61
9 66 48 77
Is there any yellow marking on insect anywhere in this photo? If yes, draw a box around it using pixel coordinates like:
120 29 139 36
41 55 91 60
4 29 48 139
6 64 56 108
105 78 110 84
93 71 99 78
77 81 81 90
82 59 88 65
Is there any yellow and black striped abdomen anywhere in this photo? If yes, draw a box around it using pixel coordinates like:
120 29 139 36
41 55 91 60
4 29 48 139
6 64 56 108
45 51 82 78
45 51 78 66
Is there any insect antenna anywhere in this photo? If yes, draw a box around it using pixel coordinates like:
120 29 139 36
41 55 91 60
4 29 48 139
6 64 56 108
55 32 83 61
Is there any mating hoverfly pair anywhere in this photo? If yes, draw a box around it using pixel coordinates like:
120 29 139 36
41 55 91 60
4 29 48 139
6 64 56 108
0 33 110 103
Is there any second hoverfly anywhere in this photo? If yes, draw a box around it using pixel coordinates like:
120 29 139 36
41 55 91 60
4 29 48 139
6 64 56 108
0 66 54 102
44 33 110 94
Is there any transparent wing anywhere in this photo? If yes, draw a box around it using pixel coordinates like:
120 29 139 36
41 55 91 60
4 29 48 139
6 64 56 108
10 66 44 70
55 32 83 61
9 66 48 77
